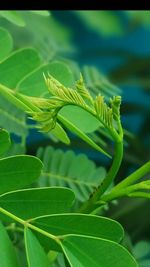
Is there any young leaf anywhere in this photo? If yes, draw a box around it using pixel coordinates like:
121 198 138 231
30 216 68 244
0 155 43 195
43 74 113 156
0 129 11 156
61 235 138 267
0 221 19 267
0 187 75 221
31 213 124 244
24 227 52 267
0 27 13 62
83 66 118 95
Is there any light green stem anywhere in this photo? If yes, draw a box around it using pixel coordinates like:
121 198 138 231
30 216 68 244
0 207 60 244
101 181 150 202
112 161 150 191
127 192 150 199
79 140 123 213
93 141 123 199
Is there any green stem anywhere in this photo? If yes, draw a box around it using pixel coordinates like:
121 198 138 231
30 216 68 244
112 161 150 191
79 140 123 213
101 181 150 202
0 207 60 244
127 192 150 199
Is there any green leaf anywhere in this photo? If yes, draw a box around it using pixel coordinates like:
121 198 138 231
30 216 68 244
49 252 66 267
24 227 52 267
0 155 43 195
0 129 11 156
60 106 100 133
17 61 74 97
0 48 41 88
4 141 26 157
0 187 75 220
0 11 25 27
0 27 13 62
0 221 19 267
61 235 138 267
51 123 70 145
14 246 27 267
58 114 111 158
37 146 106 202
32 214 124 244
0 95 28 137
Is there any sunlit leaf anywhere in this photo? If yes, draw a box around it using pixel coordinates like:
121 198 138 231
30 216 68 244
60 106 100 133
0 48 41 88
17 61 74 97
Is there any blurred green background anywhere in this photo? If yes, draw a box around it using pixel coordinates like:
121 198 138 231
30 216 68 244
0 11 150 267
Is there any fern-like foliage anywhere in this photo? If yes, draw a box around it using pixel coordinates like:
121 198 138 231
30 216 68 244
75 74 94 103
0 94 28 138
82 66 121 99
29 73 123 144
37 146 106 202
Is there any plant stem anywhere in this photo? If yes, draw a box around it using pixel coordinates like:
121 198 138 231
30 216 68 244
79 140 123 213
111 161 150 191
101 181 150 202
93 141 123 199
127 192 150 199
0 207 60 244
